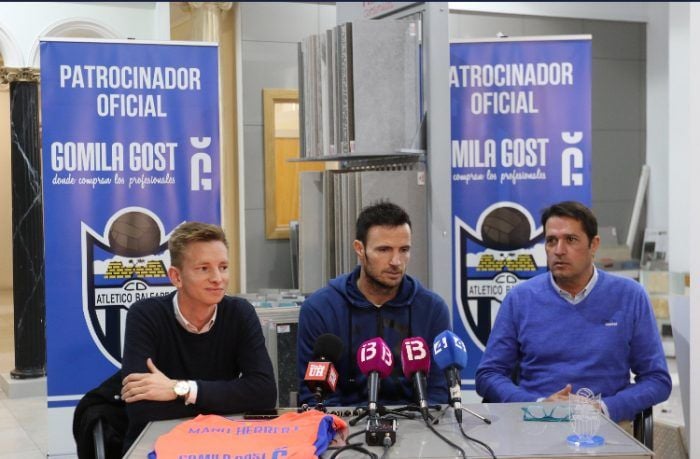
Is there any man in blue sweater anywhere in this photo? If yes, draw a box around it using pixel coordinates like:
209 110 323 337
120 222 277 451
476 201 671 422
297 202 450 408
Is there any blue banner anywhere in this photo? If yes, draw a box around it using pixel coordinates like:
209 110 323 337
450 38 591 388
40 39 221 410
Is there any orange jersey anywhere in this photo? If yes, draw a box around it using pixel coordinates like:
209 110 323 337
153 410 348 459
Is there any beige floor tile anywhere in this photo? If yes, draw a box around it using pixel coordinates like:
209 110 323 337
1 396 47 421
21 423 49 455
0 425 42 455
0 411 22 430
0 451 45 459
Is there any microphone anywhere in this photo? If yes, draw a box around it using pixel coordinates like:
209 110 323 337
400 337 431 421
356 337 393 418
433 330 490 425
304 333 344 407
432 330 467 423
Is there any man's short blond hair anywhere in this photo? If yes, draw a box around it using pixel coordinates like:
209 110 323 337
168 221 227 268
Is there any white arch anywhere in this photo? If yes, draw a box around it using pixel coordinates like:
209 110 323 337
29 18 121 67
0 22 24 67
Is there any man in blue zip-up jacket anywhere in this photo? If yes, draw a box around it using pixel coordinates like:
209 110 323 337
297 202 450 407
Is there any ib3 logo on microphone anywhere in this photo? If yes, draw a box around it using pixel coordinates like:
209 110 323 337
455 201 547 350
81 207 176 367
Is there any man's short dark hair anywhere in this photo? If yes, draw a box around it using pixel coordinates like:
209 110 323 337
168 221 228 268
355 201 412 245
541 201 597 243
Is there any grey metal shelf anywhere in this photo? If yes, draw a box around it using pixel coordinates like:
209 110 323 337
290 150 425 171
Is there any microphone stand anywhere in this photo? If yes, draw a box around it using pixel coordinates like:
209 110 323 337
460 406 491 424
380 405 418 419
392 403 442 423
348 407 367 426
297 402 329 413
348 404 416 426
298 388 329 413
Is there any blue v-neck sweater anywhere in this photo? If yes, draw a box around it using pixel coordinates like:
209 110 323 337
475 270 671 421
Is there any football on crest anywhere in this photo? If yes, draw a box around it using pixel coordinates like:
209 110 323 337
481 206 532 251
108 212 161 257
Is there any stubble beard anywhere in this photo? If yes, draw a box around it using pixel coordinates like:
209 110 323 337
367 270 400 291
363 256 403 292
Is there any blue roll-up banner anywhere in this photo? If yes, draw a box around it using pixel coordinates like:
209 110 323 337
450 37 591 389
40 39 220 453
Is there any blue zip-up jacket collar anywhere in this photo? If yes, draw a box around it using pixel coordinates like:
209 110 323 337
329 265 418 309
297 265 451 407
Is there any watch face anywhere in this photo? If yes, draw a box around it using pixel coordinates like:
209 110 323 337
174 381 189 397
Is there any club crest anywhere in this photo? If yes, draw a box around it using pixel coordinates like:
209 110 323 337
82 207 176 366
455 202 546 350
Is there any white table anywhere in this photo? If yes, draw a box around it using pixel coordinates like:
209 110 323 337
123 402 653 458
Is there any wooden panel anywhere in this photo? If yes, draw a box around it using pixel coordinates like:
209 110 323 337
264 89 324 239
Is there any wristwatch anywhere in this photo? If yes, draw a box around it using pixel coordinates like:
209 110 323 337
173 380 190 400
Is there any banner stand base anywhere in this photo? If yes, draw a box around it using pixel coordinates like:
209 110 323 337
0 372 46 398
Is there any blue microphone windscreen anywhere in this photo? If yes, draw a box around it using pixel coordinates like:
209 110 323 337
432 330 468 370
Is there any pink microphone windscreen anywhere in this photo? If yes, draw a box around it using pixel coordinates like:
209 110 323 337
400 337 431 378
356 337 393 378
